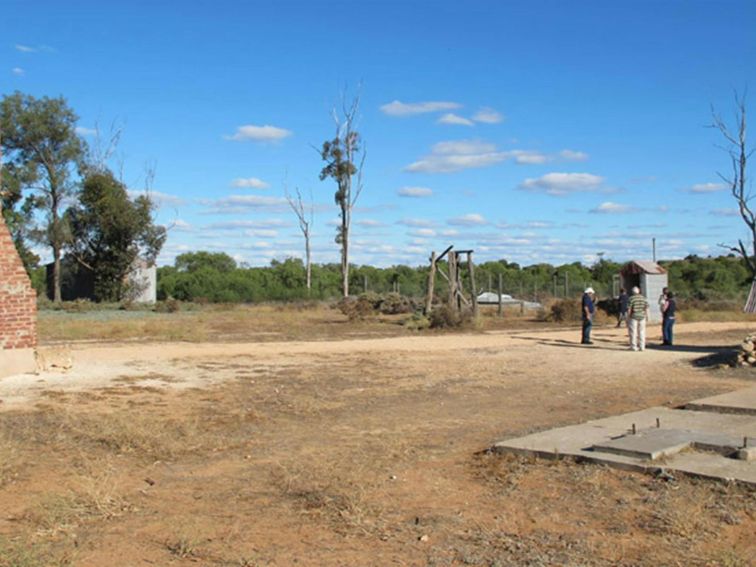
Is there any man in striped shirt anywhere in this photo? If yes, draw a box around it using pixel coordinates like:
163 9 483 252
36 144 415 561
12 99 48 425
628 286 649 351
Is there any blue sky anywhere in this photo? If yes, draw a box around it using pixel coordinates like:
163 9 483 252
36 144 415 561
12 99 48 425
3 0 756 268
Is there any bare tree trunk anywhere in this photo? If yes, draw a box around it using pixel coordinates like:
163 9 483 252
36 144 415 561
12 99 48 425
53 244 61 302
305 236 312 294
712 94 755 281
51 189 62 303
341 220 349 297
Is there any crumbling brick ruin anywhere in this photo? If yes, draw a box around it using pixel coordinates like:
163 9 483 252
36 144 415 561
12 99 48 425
0 214 37 377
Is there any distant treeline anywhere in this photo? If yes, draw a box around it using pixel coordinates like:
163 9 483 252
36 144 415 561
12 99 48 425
155 251 752 304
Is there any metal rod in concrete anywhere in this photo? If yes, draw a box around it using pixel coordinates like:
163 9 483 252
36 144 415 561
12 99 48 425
656 418 660 428
632 423 636 435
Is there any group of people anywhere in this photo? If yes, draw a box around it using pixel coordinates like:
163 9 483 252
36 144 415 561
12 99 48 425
581 286 677 351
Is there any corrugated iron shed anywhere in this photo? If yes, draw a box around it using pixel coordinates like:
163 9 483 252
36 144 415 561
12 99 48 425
621 260 666 275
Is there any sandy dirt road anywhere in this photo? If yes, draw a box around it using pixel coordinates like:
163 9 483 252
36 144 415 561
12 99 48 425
2 321 753 410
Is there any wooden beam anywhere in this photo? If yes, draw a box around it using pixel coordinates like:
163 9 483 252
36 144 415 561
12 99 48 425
436 245 454 262
425 251 436 314
467 252 478 318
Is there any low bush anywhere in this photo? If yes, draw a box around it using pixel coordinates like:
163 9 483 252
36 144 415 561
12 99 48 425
429 304 473 329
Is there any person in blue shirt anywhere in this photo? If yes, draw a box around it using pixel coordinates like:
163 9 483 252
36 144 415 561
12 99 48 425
581 287 596 345
662 291 677 346
616 288 629 328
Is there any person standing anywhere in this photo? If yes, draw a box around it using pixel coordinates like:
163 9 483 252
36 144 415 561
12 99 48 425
581 287 596 345
658 286 669 342
662 291 677 346
628 286 649 351
616 288 629 328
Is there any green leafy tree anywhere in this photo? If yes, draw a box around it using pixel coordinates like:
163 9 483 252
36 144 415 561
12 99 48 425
175 251 237 273
0 158 38 270
320 91 365 298
66 170 166 302
0 92 85 301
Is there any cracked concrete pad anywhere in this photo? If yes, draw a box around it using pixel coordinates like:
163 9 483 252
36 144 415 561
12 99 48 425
592 428 754 460
684 386 756 415
493 404 756 485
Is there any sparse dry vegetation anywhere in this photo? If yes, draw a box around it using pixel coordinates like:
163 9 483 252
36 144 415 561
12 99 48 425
1 313 755 565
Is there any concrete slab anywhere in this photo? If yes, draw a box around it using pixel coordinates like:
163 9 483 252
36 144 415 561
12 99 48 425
493 406 756 485
592 428 754 460
684 386 756 415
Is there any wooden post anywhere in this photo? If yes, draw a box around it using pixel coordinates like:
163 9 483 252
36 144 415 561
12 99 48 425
448 250 457 311
468 252 478 318
425 252 436 315
363 274 368 293
488 273 492 293
498 273 503 317
564 272 569 297
553 275 557 298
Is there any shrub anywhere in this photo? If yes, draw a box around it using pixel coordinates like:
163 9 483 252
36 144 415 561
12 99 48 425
403 312 431 330
549 298 582 323
337 295 377 321
154 298 181 313
377 292 415 315
429 304 473 329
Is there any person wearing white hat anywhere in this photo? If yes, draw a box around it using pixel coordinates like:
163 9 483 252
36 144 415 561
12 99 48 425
581 287 596 345
627 286 649 351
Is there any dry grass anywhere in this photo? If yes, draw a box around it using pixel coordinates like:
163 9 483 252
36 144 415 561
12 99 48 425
0 433 22 488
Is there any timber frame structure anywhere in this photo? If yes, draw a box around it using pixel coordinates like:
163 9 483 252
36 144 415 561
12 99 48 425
424 246 478 318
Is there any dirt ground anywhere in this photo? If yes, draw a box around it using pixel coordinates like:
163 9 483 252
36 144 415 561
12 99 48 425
1 314 755 566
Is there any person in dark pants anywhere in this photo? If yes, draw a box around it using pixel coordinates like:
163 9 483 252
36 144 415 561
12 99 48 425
581 287 596 344
617 288 629 328
662 291 676 346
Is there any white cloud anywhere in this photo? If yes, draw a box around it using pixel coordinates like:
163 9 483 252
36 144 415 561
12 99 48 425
397 218 434 227
405 140 570 173
128 189 185 205
518 172 606 196
405 139 507 173
379 100 461 116
437 113 474 126
202 194 287 214
356 219 384 228
207 219 288 229
75 126 97 136
687 182 727 193
558 149 589 161
171 219 193 232
409 228 437 237
448 213 487 226
225 124 292 142
14 43 54 54
231 177 270 189
440 229 459 236
243 229 278 238
710 208 739 217
510 150 549 165
11 67 24 76
397 186 433 198
589 201 638 214
472 107 504 124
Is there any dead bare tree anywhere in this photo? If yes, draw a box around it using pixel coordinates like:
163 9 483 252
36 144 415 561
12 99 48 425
284 184 314 293
319 90 365 297
712 92 755 280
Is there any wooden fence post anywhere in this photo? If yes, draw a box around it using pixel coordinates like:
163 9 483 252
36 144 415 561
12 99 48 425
498 273 503 317
425 252 436 314
468 252 478 318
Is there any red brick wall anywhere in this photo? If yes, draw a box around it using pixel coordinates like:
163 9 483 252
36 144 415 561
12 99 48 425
0 215 37 350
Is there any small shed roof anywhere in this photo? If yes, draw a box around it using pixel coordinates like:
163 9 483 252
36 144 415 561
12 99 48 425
621 260 666 275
